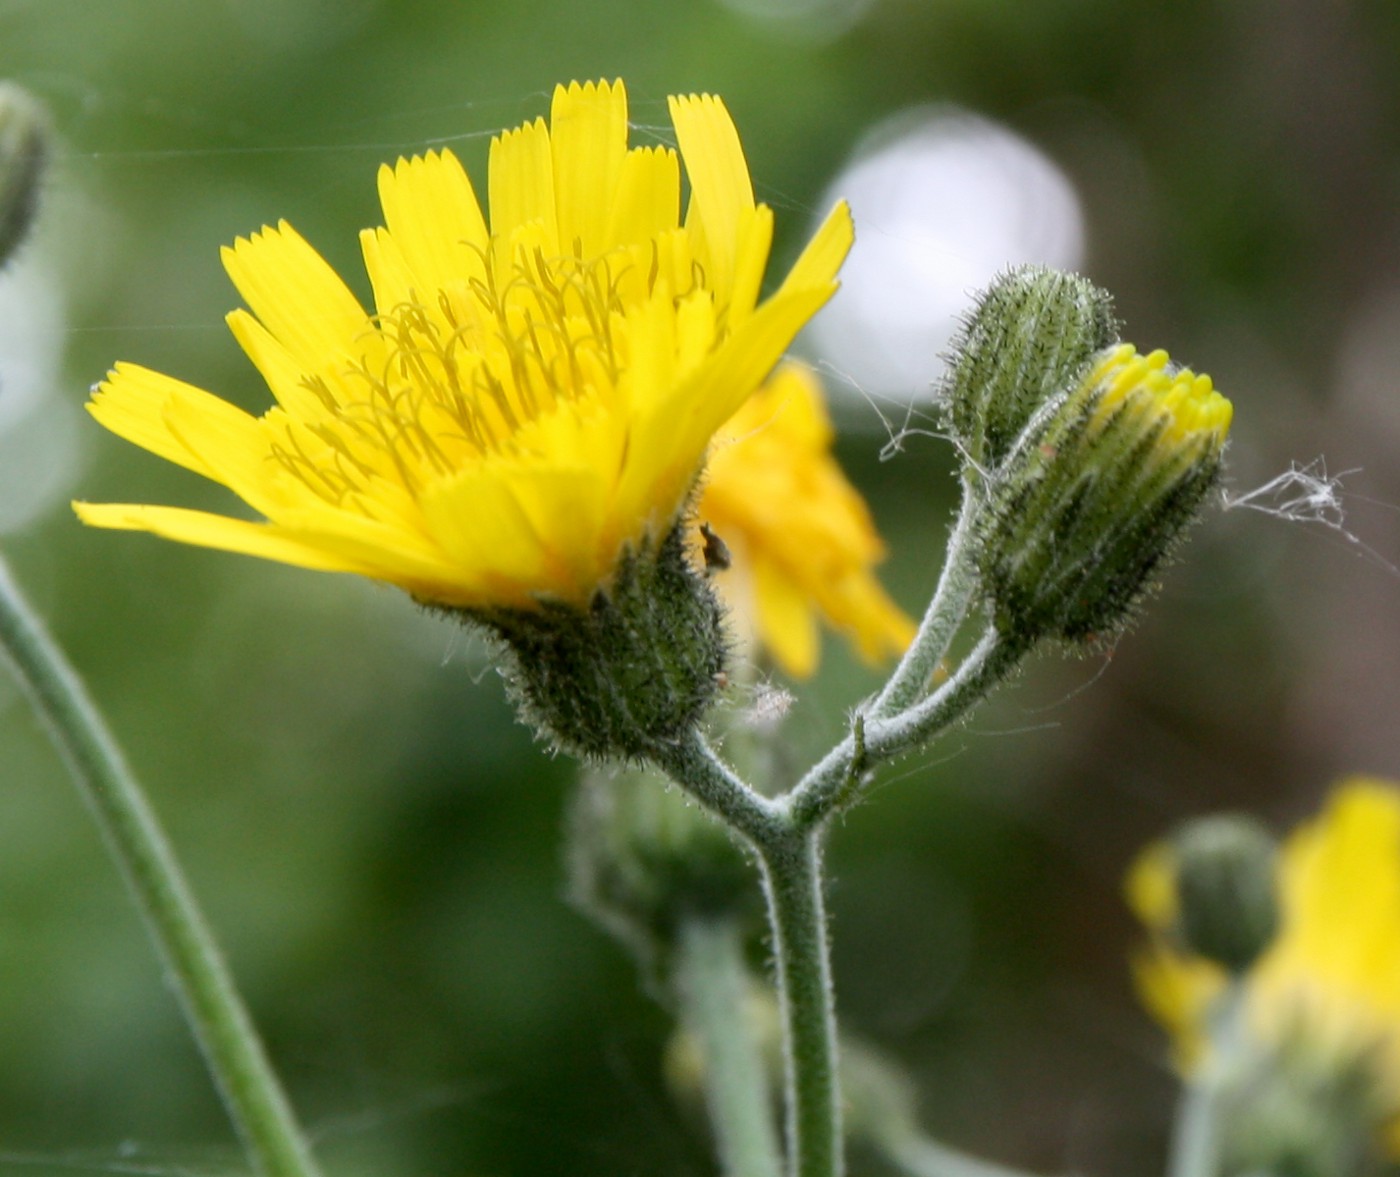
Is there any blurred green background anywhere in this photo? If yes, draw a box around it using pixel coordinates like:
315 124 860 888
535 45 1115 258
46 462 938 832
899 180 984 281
3 0 1400 1173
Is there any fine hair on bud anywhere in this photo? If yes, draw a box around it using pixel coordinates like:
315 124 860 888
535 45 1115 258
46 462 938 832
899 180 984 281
467 520 730 763
940 265 1118 470
975 343 1232 649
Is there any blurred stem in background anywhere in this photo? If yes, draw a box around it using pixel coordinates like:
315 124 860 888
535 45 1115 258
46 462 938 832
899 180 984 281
674 916 784 1177
0 77 321 1177
0 554 323 1177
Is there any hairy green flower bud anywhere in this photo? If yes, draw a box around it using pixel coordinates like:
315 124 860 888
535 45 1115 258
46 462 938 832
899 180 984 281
473 521 729 762
1172 814 1280 974
1220 1034 1393 1177
976 342 1232 646
567 764 754 983
941 265 1117 468
0 82 49 267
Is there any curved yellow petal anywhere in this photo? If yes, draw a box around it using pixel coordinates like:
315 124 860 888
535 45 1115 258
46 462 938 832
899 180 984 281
358 225 418 322
669 92 754 298
753 556 819 679
224 309 327 420
220 221 370 372
606 146 681 252
73 501 374 575
778 199 855 298
87 363 262 484
726 203 773 330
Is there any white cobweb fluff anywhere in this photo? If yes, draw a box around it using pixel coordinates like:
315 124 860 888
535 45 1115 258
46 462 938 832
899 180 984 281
1221 458 1350 530
1222 457 1398 575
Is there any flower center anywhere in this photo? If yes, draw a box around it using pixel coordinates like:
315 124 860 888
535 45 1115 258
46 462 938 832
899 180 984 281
274 246 637 506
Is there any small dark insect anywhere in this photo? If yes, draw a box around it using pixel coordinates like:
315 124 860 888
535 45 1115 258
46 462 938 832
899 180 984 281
699 522 731 574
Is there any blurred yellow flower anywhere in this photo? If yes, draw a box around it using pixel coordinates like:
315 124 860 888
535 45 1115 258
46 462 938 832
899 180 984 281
75 80 853 611
1127 779 1400 1149
699 362 915 678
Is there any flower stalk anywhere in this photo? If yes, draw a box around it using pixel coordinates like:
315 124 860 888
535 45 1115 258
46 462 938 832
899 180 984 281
869 477 982 721
755 828 841 1177
1166 982 1247 1177
0 555 321 1177
655 629 1028 1177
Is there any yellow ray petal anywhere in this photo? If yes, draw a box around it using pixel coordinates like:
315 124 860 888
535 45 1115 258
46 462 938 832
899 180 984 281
753 556 819 678
220 221 371 372
358 225 419 321
87 363 262 483
157 390 284 514
73 501 374 574
488 116 558 249
726 203 773 329
376 149 489 295
550 79 628 258
419 466 561 603
225 309 327 419
605 147 681 251
668 92 754 298
612 284 836 540
778 199 855 298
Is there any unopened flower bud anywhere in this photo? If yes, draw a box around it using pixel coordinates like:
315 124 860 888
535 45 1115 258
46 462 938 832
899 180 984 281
1220 1038 1391 1177
941 266 1117 469
1172 814 1280 974
475 522 729 762
976 342 1232 647
567 763 754 982
0 82 49 267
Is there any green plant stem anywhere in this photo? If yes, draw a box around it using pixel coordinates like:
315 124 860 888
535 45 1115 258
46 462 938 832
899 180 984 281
1167 1080 1220 1177
870 482 981 720
755 828 840 1177
1165 981 1245 1177
1164 979 1243 1175
649 734 785 846
653 736 840 1177
786 631 1024 830
0 556 322 1177
654 624 1024 1177
674 916 784 1177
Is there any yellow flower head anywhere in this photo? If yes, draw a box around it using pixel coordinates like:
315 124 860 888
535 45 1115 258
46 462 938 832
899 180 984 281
699 362 914 678
74 80 853 611
1128 780 1400 1151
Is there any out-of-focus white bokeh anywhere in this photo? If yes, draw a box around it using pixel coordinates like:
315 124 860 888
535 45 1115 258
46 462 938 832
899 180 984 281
0 250 80 536
811 106 1085 405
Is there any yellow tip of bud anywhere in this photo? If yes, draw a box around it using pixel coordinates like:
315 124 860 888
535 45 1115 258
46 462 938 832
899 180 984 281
1089 343 1232 449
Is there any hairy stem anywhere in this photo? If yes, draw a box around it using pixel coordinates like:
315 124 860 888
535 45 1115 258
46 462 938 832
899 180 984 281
786 631 1023 830
871 483 981 720
674 916 785 1177
756 828 841 1177
0 556 322 1177
656 737 843 1177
